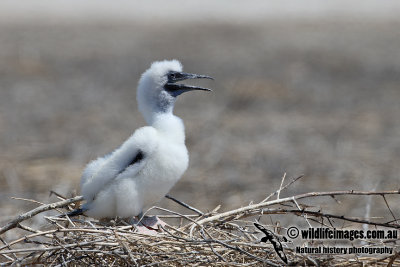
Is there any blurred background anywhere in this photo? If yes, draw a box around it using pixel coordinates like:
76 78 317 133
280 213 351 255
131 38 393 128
1 0 400 227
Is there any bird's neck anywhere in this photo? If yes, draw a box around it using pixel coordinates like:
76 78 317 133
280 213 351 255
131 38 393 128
150 112 185 143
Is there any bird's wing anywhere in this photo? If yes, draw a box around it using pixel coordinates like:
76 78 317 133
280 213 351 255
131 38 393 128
80 153 111 189
80 126 158 203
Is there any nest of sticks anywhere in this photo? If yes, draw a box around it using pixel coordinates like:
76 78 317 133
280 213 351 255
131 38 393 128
1 174 400 266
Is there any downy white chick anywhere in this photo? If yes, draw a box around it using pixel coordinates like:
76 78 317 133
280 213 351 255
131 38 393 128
72 60 213 224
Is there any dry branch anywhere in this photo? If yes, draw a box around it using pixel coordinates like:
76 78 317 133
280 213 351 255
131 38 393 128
1 185 399 266
190 189 400 235
0 196 83 235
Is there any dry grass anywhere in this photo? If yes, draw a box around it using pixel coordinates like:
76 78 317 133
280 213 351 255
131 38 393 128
1 175 399 266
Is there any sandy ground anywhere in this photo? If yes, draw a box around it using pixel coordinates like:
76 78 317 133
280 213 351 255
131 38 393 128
0 5 399 230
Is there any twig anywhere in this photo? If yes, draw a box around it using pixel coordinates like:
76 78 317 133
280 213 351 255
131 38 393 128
49 191 67 200
253 208 400 229
165 194 204 216
190 190 400 235
387 251 400 267
0 238 108 255
147 206 203 229
292 197 312 228
199 228 227 262
276 173 286 200
114 230 138 267
0 237 17 260
1 187 399 266
0 229 58 251
0 196 83 235
11 197 45 206
382 195 398 224
208 238 280 266
261 174 304 203
17 223 40 233
161 225 279 266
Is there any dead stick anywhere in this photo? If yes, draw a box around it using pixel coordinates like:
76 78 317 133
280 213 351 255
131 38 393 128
0 196 83 236
258 208 400 229
0 238 107 255
165 195 204 216
382 195 398 223
261 174 304 203
190 190 400 236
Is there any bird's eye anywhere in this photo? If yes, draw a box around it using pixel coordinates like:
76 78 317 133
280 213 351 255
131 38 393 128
169 73 175 79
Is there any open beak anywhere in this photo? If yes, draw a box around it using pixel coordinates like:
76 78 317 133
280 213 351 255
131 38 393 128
165 72 213 95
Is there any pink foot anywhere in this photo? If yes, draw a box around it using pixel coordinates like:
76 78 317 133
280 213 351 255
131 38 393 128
133 216 167 235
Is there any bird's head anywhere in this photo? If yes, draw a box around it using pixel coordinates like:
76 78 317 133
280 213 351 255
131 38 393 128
137 60 213 124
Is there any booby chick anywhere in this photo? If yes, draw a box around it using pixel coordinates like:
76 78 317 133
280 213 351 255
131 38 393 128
74 60 212 229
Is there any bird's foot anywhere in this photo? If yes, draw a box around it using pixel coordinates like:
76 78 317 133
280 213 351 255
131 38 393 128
130 216 167 235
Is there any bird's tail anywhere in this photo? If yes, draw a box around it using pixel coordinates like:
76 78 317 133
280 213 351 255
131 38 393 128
59 208 87 218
